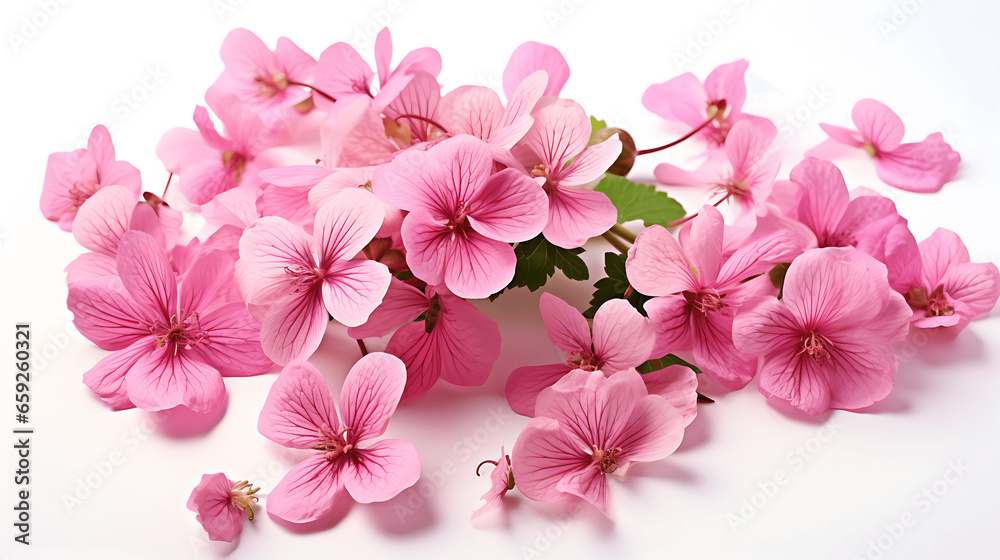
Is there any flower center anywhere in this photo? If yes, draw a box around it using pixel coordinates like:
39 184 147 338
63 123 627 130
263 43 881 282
906 285 954 317
229 480 260 521
151 314 205 350
566 350 600 372
592 445 624 474
253 71 289 98
67 180 98 212
801 332 831 365
448 201 471 231
686 290 726 314
314 425 354 461
284 263 325 293
222 149 248 185
863 141 877 158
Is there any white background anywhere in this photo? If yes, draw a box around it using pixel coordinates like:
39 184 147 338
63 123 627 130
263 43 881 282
2 0 999 558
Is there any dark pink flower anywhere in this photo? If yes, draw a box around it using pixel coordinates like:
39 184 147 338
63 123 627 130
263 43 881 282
187 473 259 542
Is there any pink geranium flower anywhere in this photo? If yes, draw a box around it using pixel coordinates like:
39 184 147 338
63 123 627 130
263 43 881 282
236 189 391 365
438 71 548 151
472 446 513 520
157 103 279 205
205 28 317 116
187 473 259 542
348 278 501 398
503 41 570 99
773 157 920 291
372 135 548 299
733 247 911 414
626 204 804 388
513 99 622 249
812 99 960 193
257 355 420 523
512 369 688 515
41 125 141 231
896 228 1000 332
68 230 272 412
652 119 780 215
505 294 655 416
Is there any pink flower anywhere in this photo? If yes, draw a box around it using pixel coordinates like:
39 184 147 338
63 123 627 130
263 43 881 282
652 119 780 215
257 354 420 523
503 41 570 99
511 369 688 515
348 278 501 399
372 135 548 299
236 189 391 365
642 59 771 148
472 446 513 520
812 99 960 193
41 125 141 231
897 229 1000 332
732 247 911 414
505 294 655 416
438 71 548 151
513 99 622 249
626 204 804 388
773 157 920 291
68 230 272 412
156 104 279 205
187 473 259 542
205 28 317 116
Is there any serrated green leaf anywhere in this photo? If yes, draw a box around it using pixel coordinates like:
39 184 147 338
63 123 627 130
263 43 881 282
583 252 651 318
490 235 589 300
637 354 702 374
590 116 607 136
594 175 685 228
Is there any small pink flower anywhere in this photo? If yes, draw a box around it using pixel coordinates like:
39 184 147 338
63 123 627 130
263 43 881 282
514 98 622 248
187 473 259 542
505 294 655 416
438 71 548 151
733 247 911 414
472 446 513 520
236 189 391 365
258 354 421 523
348 278 501 399
205 28 317 116
812 99 960 193
157 104 279 205
41 125 141 231
898 228 1000 332
68 230 273 412
626 204 804 388
502 41 570 99
372 135 548 299
512 369 688 515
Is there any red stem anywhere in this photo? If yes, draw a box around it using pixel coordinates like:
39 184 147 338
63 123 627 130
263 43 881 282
286 79 338 103
636 103 724 156
394 113 450 135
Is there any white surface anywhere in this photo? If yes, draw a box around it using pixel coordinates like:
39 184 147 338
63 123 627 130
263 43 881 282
2 0 999 558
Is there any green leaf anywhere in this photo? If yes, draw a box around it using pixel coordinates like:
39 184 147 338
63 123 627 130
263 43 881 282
637 354 702 374
490 235 589 300
589 116 607 143
583 252 651 318
594 175 685 228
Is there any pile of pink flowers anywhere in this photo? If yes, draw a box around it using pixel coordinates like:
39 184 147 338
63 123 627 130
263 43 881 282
42 28 998 542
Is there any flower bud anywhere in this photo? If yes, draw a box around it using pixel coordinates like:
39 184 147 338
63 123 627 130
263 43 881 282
591 127 636 176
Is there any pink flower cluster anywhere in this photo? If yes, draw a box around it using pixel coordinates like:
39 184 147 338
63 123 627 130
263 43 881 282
41 28 998 541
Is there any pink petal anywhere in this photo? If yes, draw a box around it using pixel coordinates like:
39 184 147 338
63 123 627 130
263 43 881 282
511 417 589 503
789 158 850 241
504 363 573 417
314 188 385 266
944 262 1000 318
437 85 505 142
716 229 803 291
236 216 314 306
644 294 694 357
555 460 610 515
467 168 548 243
539 292 592 353
542 185 617 250
187 473 244 542
535 369 646 448
822 329 897 411
374 28 393 85
502 41 570 99
677 205 724 284
818 123 864 148
339 353 406 442
72 185 135 256
472 447 511 519
918 228 971 287
614 394 685 464
346 277 428 340
65 252 118 284
320 97 397 168
117 231 177 323
257 360 337 448
177 250 233 318
384 72 441 142
260 289 329 365
556 133 622 186
874 133 960 193
442 229 517 299
625 225 698 296
342 439 420 503
267 455 344 523
188 302 273 377
82 339 152 410
756 341 833 415
642 72 708 127
592 299 655 372
652 149 729 186
780 248 886 332
522 99 590 169
124 348 225 413
67 276 150 350
313 42 374 103
322 259 391 327
689 306 757 389
640 365 698 426
852 99 905 152
703 59 750 112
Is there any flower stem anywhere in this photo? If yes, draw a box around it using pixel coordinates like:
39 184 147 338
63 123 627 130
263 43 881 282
393 113 450 135
608 223 636 243
636 103 722 156
356 339 369 357
602 231 630 254
162 172 173 198
286 79 338 103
